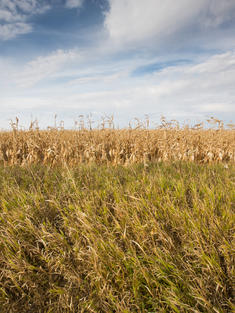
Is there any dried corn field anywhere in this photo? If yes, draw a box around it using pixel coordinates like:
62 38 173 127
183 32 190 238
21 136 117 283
0 125 235 166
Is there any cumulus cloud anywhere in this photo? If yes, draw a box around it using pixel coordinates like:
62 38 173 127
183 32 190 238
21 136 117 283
105 0 235 48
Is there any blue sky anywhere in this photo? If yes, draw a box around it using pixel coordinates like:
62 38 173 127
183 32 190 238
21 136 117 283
0 0 235 129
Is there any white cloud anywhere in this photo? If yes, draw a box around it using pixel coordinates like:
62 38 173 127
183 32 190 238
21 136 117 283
105 0 235 48
67 72 128 86
0 0 50 40
0 22 32 40
0 8 22 22
202 1 235 27
186 52 235 74
199 103 234 113
13 49 80 87
0 0 85 40
65 0 84 9
1 50 234 129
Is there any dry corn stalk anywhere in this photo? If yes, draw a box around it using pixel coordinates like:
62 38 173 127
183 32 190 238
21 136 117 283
0 118 234 166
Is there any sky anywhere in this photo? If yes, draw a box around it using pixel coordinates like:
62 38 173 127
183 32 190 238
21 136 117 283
0 0 235 129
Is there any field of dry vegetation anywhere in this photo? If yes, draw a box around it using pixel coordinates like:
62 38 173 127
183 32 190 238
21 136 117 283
0 117 235 166
0 117 234 313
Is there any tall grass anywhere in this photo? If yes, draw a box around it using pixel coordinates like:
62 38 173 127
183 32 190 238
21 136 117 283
0 162 234 312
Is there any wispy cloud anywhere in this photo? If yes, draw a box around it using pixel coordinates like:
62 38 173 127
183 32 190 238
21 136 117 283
1 50 234 129
65 0 84 9
0 0 50 40
13 49 80 87
0 0 87 41
0 22 32 40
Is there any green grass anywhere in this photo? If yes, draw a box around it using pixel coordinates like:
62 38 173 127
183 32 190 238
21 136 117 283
0 162 234 312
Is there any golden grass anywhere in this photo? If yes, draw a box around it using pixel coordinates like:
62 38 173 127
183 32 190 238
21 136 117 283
0 117 234 166
0 163 234 312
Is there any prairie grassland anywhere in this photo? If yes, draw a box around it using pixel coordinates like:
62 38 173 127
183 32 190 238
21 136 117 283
0 163 234 313
0 117 234 166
